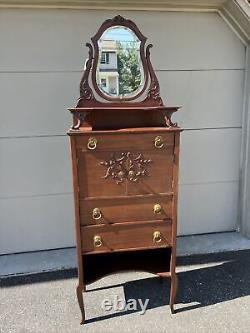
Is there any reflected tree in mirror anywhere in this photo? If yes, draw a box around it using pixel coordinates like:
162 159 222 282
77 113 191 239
117 41 141 95
97 26 144 98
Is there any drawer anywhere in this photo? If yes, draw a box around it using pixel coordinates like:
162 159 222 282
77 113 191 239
80 195 173 225
81 220 172 254
76 131 174 152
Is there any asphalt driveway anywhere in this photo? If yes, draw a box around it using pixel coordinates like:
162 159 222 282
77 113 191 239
1 250 250 333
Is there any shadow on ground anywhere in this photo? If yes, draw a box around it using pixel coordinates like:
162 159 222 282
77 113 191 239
1 250 250 324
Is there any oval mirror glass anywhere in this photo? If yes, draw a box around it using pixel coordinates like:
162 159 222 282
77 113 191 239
96 26 144 98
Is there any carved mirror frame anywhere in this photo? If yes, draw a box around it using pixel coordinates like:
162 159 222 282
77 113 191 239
91 15 149 102
76 15 164 108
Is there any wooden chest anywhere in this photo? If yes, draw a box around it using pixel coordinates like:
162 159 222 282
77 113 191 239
67 15 182 324
71 129 179 253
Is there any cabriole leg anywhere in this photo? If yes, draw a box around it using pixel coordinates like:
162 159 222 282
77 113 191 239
170 274 178 314
76 284 85 324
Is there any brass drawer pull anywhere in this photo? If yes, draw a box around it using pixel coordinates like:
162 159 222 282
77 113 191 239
87 137 97 150
153 231 162 244
154 136 164 149
93 235 102 248
153 203 162 214
92 208 102 220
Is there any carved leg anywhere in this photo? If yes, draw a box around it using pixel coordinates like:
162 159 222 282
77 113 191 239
170 274 178 314
76 284 85 325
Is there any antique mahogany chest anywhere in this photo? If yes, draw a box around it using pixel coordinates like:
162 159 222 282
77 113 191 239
67 15 182 324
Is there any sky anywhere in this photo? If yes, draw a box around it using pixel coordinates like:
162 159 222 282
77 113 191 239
102 26 137 43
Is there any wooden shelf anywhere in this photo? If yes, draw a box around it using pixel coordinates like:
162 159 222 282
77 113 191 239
82 247 172 284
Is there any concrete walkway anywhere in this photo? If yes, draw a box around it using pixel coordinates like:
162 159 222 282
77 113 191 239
1 250 250 333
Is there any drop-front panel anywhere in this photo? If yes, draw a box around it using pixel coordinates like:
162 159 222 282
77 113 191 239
76 131 175 198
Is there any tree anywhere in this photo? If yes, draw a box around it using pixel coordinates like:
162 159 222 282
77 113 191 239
117 42 141 96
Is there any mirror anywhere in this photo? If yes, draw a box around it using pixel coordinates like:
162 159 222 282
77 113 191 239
96 26 144 98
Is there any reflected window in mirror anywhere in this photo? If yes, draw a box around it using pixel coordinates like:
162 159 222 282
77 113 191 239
100 52 110 64
100 78 107 87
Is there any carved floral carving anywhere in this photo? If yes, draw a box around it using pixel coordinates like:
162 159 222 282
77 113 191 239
145 44 163 106
79 43 94 101
71 111 87 130
100 152 152 184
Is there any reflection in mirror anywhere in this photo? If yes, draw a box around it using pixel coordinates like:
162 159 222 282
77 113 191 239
97 26 144 98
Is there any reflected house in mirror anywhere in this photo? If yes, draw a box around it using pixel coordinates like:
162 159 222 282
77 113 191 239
97 26 143 97
98 39 119 96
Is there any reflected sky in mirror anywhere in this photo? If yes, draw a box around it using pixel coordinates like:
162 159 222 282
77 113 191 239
103 27 135 42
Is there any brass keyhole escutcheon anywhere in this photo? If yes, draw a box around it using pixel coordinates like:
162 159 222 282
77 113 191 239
153 203 162 214
154 136 164 149
153 231 162 244
87 137 97 150
93 235 102 248
92 208 102 220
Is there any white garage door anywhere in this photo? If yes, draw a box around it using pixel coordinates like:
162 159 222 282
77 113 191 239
0 9 245 254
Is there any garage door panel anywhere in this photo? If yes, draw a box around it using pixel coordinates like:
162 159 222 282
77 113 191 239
178 181 238 235
0 136 71 198
0 70 243 137
0 10 245 71
0 9 91 71
158 70 244 129
140 11 245 70
0 194 75 254
179 128 241 185
0 73 79 137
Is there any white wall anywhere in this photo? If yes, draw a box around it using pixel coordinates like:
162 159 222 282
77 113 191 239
0 9 245 254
